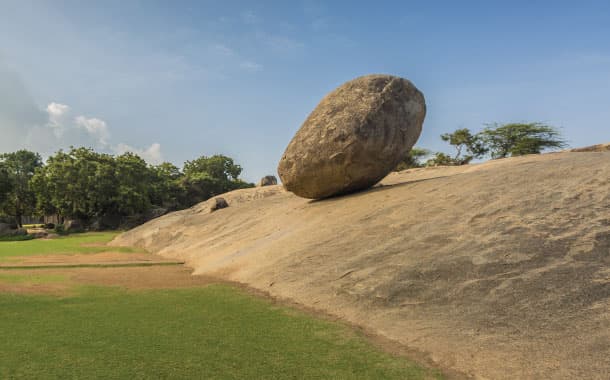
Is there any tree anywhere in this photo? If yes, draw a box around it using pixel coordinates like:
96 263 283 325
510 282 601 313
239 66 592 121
114 153 151 216
425 152 457 167
395 147 430 171
440 128 488 165
181 155 253 207
0 163 12 206
148 162 184 210
0 150 43 227
480 123 567 159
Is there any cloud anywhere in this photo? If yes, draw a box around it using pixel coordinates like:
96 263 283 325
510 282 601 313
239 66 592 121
46 102 70 124
74 115 110 146
0 65 164 165
114 142 163 165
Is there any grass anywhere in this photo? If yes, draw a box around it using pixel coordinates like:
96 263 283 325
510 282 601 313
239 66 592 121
0 232 442 379
0 232 138 260
0 273 67 284
0 285 440 380
0 235 35 242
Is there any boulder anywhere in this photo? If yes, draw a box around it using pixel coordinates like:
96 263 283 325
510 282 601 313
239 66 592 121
258 175 278 187
210 197 229 212
278 74 426 199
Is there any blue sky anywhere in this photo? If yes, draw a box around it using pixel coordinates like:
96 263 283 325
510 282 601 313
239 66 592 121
1 1 609 181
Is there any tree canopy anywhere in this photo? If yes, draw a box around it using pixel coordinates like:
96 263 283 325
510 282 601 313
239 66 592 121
440 128 488 164
1 147 253 229
0 150 43 227
428 122 567 166
395 147 430 171
480 123 567 158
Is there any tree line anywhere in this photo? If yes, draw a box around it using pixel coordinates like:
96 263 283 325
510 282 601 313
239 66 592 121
396 122 567 170
0 147 253 228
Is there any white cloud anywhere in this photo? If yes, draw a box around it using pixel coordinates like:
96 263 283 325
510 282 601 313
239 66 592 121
114 142 163 165
46 102 69 123
46 102 70 137
74 115 110 146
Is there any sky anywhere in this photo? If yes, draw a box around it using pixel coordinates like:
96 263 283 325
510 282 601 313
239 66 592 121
1 1 609 182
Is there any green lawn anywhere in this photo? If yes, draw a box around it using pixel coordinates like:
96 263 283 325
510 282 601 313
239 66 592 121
0 232 137 260
0 233 442 379
0 286 440 380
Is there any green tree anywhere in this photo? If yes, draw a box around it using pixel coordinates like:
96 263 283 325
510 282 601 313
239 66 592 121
395 147 430 171
181 155 253 207
440 128 488 165
32 148 119 223
481 122 567 158
148 162 184 210
0 150 43 227
425 152 457 167
0 163 12 206
114 153 151 216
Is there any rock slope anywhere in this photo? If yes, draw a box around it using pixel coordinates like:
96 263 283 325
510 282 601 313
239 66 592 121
112 151 610 379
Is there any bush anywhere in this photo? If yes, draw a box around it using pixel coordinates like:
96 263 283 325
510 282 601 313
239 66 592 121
0 234 35 241
54 224 68 235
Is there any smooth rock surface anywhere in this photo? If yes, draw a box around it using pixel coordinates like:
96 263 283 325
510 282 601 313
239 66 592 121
278 74 425 199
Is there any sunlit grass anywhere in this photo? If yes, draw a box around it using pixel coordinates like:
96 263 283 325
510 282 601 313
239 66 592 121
0 232 139 260
0 285 441 380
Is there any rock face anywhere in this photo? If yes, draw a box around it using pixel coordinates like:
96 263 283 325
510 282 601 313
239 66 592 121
258 175 278 187
278 74 426 199
209 197 229 212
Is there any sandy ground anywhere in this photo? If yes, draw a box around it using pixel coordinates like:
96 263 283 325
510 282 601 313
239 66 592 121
112 151 610 380
0 266 215 294
0 252 183 267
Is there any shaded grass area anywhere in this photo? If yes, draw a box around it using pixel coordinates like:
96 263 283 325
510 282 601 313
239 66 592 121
0 285 441 380
0 235 35 242
0 232 139 260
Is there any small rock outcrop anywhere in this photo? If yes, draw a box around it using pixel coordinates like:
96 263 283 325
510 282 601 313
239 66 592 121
571 143 610 152
258 175 278 187
278 74 426 199
209 197 229 212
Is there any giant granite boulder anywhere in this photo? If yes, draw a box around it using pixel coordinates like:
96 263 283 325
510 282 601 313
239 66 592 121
278 74 426 199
